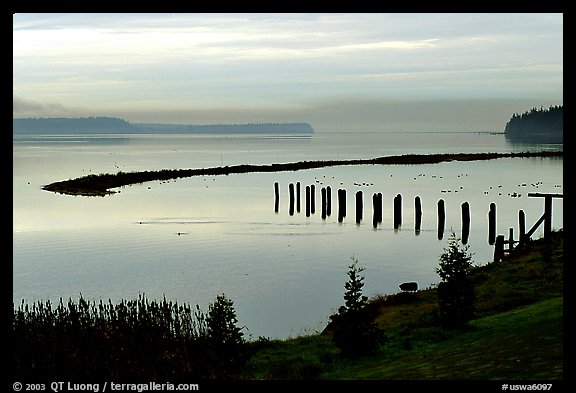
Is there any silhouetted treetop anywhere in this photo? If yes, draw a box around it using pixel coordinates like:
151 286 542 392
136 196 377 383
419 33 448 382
504 105 562 142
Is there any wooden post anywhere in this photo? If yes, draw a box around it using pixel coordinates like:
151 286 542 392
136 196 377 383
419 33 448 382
305 186 310 217
526 193 562 242
373 193 382 228
437 199 445 240
326 186 332 216
394 193 402 229
356 190 363 224
519 210 526 246
310 184 316 214
488 202 496 245
461 202 470 244
494 235 505 262
544 195 552 241
321 187 327 220
338 189 346 223
508 227 515 252
415 196 422 234
296 182 301 213
289 183 295 216
274 182 279 213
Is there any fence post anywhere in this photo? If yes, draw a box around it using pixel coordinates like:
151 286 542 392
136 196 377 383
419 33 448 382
519 209 526 246
494 235 505 262
508 227 515 252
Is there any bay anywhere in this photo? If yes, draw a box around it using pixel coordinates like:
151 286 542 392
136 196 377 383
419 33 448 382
13 131 563 339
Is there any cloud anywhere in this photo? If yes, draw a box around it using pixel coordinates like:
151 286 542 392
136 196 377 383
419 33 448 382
13 96 87 117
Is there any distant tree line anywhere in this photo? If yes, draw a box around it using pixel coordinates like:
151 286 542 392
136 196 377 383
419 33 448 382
13 117 314 135
504 105 563 142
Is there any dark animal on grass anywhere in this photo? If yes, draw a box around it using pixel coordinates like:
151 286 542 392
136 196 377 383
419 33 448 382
399 282 418 292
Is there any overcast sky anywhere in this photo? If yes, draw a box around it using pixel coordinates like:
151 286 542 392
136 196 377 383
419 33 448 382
13 13 563 132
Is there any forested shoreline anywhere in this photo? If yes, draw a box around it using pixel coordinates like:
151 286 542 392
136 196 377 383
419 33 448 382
504 106 563 142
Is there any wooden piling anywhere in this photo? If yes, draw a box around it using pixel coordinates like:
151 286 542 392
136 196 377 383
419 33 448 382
326 186 332 216
274 182 279 213
372 193 382 228
338 189 346 222
289 183 295 216
394 193 402 229
296 182 301 213
461 202 470 244
488 202 496 245
321 187 327 219
415 196 422 234
356 190 363 224
310 184 316 214
437 199 445 240
305 185 310 217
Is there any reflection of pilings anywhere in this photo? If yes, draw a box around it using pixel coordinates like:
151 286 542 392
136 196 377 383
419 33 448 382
415 196 422 234
321 187 327 219
310 184 316 214
519 209 526 246
356 191 363 224
488 202 496 245
461 201 470 244
296 182 301 213
372 192 382 228
437 199 445 240
289 183 295 216
326 186 332 216
305 186 311 217
274 182 279 213
393 193 402 229
338 189 346 222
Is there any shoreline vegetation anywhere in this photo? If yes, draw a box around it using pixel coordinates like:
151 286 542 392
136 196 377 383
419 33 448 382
13 231 563 380
42 151 563 197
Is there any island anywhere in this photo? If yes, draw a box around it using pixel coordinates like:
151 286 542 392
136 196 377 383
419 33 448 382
42 151 563 197
504 105 563 143
12 117 314 135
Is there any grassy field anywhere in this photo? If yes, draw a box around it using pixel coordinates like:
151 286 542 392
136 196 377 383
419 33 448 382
243 230 563 380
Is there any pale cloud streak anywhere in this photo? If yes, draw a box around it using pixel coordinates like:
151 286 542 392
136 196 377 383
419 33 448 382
13 13 563 132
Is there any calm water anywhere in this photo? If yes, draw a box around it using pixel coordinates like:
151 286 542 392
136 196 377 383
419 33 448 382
13 131 563 339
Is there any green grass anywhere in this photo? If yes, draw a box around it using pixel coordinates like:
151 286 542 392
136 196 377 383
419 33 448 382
320 297 562 379
242 231 563 380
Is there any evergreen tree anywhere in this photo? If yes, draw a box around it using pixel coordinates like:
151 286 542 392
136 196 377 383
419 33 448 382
205 294 246 378
433 232 476 329
330 257 385 357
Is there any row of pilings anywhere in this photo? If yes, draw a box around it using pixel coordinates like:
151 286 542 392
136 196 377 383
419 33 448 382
275 182 529 247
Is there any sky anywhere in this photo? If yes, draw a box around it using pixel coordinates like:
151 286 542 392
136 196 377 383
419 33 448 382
13 13 563 132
